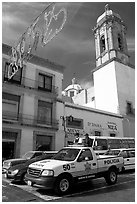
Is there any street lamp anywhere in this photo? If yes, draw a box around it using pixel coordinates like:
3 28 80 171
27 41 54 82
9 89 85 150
60 115 73 146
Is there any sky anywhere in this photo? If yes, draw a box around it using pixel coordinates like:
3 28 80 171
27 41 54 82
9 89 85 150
2 1 135 90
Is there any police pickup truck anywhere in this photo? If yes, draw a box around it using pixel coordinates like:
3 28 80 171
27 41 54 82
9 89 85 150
25 146 124 195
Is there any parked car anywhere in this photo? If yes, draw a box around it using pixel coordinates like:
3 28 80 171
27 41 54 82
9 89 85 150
5 151 58 183
103 148 135 171
2 151 44 173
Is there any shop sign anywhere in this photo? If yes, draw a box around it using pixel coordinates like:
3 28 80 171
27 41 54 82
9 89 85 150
87 122 102 128
66 128 83 136
107 122 117 131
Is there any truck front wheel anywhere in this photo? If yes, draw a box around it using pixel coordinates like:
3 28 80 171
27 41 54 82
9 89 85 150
105 168 117 185
54 175 72 195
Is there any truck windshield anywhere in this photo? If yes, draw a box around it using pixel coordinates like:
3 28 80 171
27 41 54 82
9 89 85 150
53 148 80 161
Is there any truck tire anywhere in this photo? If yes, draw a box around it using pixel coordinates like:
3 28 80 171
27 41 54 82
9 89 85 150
105 168 117 185
54 175 72 195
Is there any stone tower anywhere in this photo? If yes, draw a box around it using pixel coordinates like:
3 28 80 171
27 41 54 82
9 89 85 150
92 5 135 137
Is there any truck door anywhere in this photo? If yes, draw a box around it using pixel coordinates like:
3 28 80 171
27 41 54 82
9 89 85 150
124 150 135 170
74 148 97 181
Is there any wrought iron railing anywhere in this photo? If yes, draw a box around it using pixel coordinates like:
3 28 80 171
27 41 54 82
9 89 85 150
2 111 59 129
2 71 58 95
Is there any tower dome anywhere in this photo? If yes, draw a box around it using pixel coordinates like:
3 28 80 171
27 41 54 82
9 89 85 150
97 4 122 24
62 78 82 97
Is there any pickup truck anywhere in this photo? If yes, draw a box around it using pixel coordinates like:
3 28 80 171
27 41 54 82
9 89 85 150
25 146 124 195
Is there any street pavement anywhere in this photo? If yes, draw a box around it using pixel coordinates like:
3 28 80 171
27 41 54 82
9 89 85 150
2 170 135 202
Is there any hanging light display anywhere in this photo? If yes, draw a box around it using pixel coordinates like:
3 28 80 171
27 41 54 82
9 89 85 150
7 2 67 80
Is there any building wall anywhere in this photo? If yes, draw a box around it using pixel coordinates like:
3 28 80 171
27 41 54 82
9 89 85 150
115 61 135 114
72 87 95 108
64 102 123 144
93 60 119 114
2 45 65 159
72 89 87 105
93 60 135 138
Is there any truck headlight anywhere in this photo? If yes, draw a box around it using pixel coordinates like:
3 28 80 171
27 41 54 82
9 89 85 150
11 169 19 175
41 169 54 176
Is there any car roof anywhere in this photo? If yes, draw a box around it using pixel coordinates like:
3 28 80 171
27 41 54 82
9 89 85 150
108 148 135 151
64 146 91 150
43 151 58 154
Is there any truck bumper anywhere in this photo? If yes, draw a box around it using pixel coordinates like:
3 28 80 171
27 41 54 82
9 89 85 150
25 173 56 189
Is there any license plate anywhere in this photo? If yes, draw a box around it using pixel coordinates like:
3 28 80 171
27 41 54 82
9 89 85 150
27 180 32 186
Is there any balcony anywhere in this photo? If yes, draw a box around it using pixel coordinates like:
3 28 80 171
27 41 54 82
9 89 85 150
2 72 59 97
2 111 59 130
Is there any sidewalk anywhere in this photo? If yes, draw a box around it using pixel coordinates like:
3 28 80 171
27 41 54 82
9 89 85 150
2 181 45 202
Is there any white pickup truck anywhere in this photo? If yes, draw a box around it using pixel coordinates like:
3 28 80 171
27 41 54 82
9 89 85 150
25 146 124 195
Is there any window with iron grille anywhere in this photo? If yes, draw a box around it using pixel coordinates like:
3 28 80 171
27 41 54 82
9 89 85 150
38 73 52 92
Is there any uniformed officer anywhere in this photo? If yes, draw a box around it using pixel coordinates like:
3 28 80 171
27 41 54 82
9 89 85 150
73 133 79 144
84 133 92 147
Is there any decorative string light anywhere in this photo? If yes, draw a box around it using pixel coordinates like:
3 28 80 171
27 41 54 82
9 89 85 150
7 2 67 80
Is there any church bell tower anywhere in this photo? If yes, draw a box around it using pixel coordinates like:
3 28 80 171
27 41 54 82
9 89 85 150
92 5 135 138
93 4 129 67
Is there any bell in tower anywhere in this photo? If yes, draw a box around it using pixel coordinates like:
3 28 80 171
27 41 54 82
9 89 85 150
93 4 130 67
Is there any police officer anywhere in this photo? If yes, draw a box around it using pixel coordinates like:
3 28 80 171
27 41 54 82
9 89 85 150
73 133 79 144
84 133 92 147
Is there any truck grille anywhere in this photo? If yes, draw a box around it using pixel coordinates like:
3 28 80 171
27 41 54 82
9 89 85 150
28 167 42 177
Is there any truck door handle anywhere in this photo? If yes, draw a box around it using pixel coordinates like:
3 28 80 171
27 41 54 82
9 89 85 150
92 163 96 166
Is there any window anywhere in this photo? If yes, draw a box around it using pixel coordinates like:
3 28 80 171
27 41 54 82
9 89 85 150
126 102 133 114
36 135 52 151
118 33 123 51
2 93 20 120
4 62 22 84
38 73 52 92
78 149 93 161
122 139 130 148
119 151 128 158
100 35 106 53
128 139 135 148
94 139 107 150
128 150 135 158
110 133 116 137
66 117 83 129
108 139 121 149
38 100 52 125
94 131 101 136
70 91 74 97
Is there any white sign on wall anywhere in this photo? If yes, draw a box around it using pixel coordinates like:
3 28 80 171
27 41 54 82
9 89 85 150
107 122 118 131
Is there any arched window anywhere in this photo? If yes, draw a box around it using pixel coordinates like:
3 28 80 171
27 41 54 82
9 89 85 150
100 35 106 53
118 33 123 51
